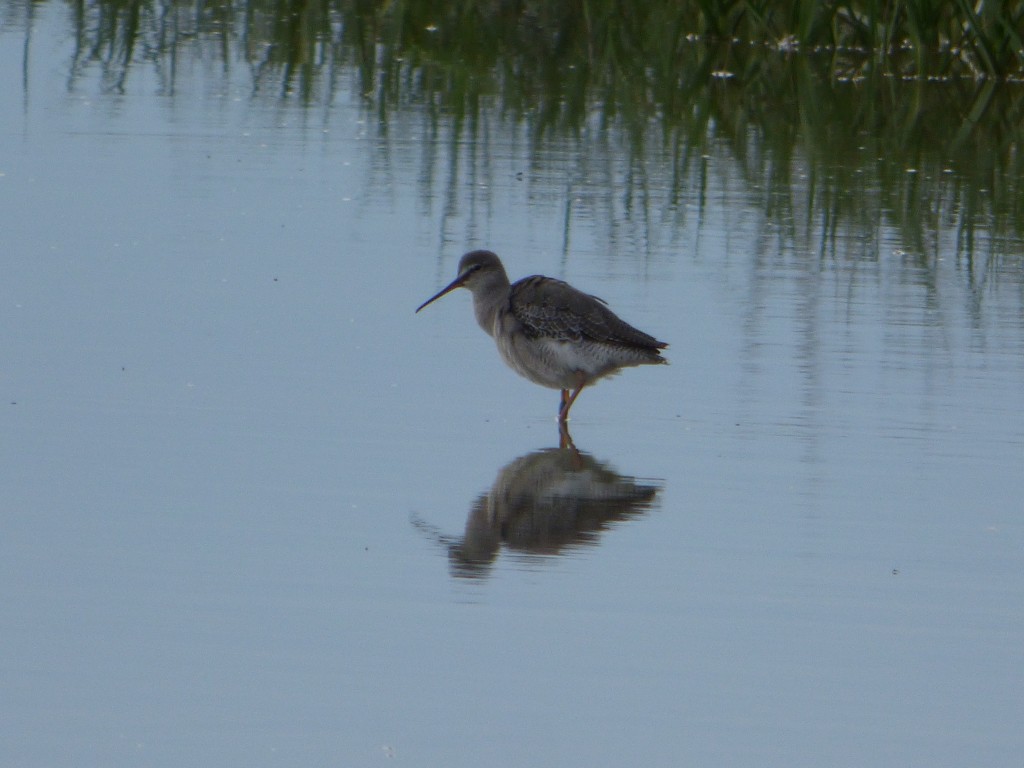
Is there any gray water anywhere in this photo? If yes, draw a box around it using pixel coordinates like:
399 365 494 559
2 4 1023 767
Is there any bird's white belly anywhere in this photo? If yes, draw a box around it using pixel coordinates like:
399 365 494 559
495 333 624 390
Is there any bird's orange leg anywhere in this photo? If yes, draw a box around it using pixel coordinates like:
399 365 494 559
559 389 569 414
558 376 587 422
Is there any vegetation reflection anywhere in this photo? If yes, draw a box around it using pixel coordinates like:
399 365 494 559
12 0 1024 271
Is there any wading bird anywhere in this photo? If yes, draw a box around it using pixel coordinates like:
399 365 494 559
416 250 667 422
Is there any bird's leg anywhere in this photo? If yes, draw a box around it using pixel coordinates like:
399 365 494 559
558 376 587 422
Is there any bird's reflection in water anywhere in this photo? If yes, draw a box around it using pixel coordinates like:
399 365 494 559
413 425 662 579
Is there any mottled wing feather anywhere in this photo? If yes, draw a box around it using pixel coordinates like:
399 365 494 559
509 276 667 350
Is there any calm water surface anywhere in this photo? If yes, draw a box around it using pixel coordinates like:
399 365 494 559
2 5 1023 767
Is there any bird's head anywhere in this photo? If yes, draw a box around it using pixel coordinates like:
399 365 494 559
416 250 508 312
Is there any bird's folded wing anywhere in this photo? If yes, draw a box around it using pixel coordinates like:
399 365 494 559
510 276 665 349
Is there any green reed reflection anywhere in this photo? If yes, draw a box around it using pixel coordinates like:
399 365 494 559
11 0 1024 268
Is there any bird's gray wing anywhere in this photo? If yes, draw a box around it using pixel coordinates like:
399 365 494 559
509 276 667 350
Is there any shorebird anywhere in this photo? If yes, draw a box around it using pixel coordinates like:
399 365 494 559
416 250 667 422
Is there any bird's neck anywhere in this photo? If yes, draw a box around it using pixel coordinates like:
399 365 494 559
470 274 511 338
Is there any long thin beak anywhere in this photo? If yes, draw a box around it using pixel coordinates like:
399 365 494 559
415 273 467 313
